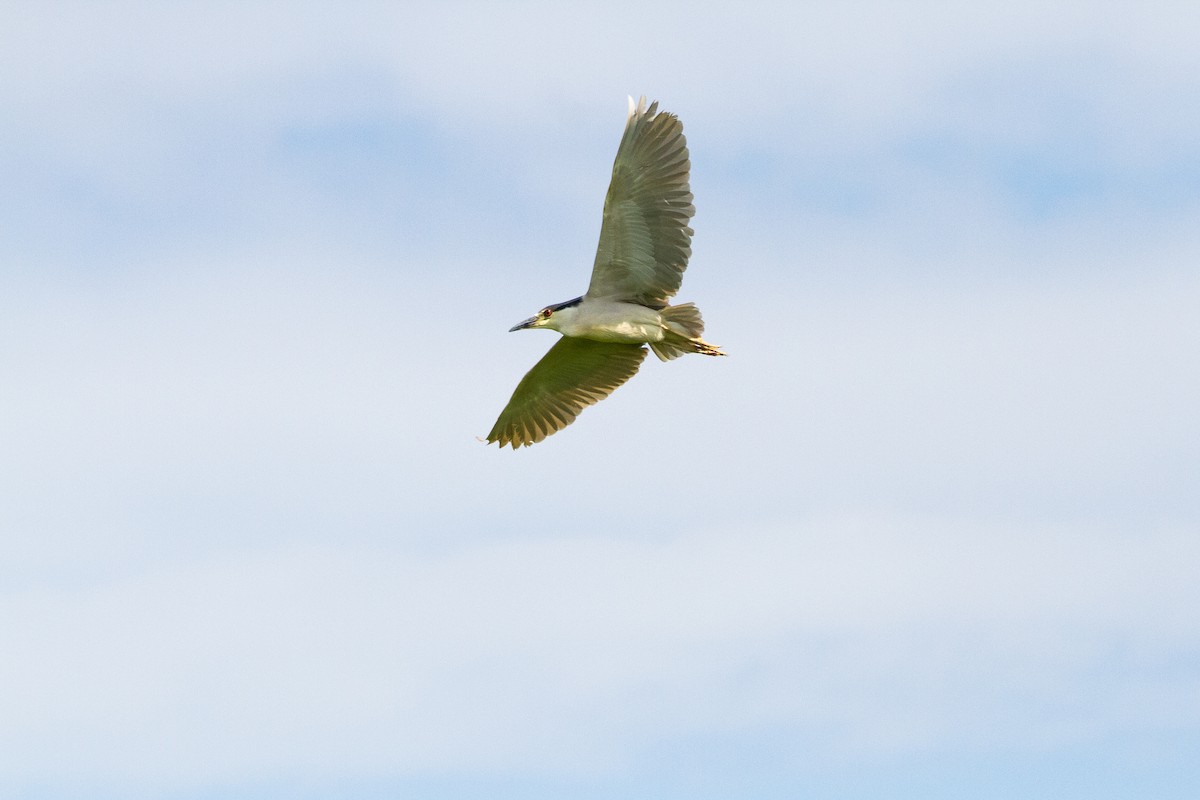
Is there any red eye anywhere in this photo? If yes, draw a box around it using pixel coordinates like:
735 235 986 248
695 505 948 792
541 309 552 319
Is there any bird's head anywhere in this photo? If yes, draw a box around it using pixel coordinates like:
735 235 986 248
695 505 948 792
509 296 583 332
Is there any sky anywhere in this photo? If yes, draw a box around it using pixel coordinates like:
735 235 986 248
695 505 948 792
2 2 1198 798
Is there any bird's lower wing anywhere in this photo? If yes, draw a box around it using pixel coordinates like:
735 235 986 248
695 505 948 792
487 338 649 448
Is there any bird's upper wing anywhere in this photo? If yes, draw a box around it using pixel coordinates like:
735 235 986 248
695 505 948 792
585 97 695 308
487 337 648 448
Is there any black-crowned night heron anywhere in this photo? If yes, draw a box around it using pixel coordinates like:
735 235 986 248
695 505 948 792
486 96 724 449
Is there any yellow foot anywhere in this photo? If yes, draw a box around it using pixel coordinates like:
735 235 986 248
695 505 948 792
694 340 726 356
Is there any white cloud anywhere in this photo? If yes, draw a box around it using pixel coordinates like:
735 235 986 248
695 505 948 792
3 234 1196 571
1 3 1198 796
2 250 1196 790
6 3 1200 178
1 513 1195 789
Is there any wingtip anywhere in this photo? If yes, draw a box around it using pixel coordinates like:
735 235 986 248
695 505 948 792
481 431 521 449
626 94 649 121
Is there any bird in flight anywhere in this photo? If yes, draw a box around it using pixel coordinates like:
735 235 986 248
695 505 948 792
486 96 724 449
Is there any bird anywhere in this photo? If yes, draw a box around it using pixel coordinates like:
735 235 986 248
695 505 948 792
485 96 724 449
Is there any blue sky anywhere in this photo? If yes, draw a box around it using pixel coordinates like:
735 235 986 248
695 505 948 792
2 3 1198 798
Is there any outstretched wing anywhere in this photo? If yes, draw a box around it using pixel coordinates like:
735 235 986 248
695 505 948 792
487 337 648 448
585 96 695 309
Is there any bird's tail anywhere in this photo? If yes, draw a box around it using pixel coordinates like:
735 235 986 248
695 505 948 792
651 303 726 361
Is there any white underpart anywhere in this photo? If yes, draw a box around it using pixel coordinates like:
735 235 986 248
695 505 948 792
544 301 665 344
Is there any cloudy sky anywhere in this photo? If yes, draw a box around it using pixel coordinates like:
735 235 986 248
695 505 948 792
2 2 1198 798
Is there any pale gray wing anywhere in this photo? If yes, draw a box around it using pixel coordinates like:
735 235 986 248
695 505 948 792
585 96 695 308
487 337 648 448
